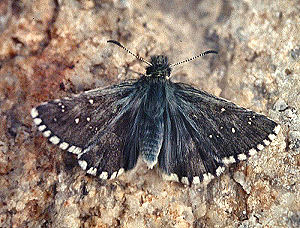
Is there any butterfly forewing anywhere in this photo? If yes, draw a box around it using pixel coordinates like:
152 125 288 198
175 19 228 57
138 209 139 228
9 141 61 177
31 81 142 179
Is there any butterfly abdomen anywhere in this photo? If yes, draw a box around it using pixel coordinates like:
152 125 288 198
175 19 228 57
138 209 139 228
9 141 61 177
139 117 164 169
138 79 166 168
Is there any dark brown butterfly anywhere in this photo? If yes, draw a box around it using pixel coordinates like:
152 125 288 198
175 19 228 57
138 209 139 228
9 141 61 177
31 40 280 185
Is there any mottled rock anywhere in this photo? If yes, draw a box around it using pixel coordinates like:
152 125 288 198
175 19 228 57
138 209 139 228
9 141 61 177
0 0 298 227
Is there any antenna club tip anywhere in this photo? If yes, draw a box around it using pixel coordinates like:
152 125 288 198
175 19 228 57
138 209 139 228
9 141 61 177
207 50 218 55
107 40 122 46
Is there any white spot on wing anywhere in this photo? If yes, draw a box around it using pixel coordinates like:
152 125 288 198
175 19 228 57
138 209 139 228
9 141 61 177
33 118 42 125
203 173 214 182
78 160 87 170
222 156 236 165
68 145 76 153
263 139 270 146
257 144 264 151
89 99 94 104
221 108 226 113
192 176 200 185
232 128 236 133
216 166 225 176
99 171 108 179
75 118 79 124
181 177 189 185
110 171 117 179
43 130 51 138
73 147 82 155
49 136 60 145
31 108 39 118
38 125 46 131
87 167 97 176
117 168 124 177
268 134 276 141
238 153 247 160
274 125 281 134
87 117 90 122
249 148 257 156
59 142 69 150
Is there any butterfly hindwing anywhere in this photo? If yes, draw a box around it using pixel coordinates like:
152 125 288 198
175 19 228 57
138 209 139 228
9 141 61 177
159 82 280 185
31 81 142 179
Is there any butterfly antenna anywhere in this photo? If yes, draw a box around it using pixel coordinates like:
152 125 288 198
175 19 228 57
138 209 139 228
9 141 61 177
170 50 218 68
107 40 152 66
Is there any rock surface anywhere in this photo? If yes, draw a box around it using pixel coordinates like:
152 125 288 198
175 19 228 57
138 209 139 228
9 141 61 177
0 0 299 227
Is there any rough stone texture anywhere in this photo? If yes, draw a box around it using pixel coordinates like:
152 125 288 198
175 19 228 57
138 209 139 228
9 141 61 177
0 0 299 227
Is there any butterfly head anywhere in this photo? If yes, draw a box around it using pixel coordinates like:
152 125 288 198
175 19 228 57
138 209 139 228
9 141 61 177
107 40 217 80
146 55 172 78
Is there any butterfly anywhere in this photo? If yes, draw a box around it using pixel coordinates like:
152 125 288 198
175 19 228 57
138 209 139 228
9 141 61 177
31 40 280 185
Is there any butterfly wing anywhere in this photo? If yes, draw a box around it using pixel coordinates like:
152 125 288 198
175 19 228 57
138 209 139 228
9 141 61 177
159 82 280 185
31 81 144 179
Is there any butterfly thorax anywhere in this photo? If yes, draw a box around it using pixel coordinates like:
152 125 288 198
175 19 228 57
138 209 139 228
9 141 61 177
146 55 172 78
